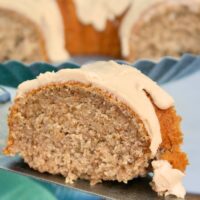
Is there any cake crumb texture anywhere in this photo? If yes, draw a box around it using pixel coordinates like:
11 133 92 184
0 9 47 62
5 82 188 184
6 83 152 184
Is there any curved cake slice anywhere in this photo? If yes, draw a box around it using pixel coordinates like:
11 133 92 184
124 0 200 61
4 61 188 198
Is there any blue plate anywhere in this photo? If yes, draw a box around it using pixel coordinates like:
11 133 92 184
0 54 200 89
0 170 56 200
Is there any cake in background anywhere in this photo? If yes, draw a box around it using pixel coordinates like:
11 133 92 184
57 0 130 58
60 0 200 61
0 0 200 62
125 0 200 61
4 61 188 198
0 0 68 63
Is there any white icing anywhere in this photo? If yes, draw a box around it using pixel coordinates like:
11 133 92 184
0 0 69 62
16 61 174 155
73 0 132 31
152 160 186 198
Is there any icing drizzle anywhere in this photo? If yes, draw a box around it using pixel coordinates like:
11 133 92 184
73 0 132 31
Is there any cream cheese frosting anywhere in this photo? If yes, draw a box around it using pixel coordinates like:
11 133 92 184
16 61 174 156
151 160 186 198
73 0 132 31
0 0 69 62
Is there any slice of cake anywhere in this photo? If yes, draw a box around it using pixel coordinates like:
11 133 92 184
4 61 188 198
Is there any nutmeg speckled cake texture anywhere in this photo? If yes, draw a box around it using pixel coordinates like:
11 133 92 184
4 61 188 198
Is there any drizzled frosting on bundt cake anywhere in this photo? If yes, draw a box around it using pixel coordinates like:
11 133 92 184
1 0 198 62
0 0 69 62
17 61 174 156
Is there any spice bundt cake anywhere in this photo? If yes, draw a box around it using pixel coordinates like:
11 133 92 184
4 61 188 198
1 0 200 62
58 0 200 61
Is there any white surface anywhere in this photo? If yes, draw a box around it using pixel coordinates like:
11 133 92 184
163 72 200 194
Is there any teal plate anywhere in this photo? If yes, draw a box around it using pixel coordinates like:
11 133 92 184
0 170 56 200
1 53 200 88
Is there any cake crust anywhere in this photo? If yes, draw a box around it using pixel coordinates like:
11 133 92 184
154 103 188 171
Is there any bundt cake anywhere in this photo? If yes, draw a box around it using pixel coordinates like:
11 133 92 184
58 0 200 61
1 0 200 62
4 61 188 198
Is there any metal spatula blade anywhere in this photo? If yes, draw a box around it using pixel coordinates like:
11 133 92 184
0 156 155 200
0 157 199 200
